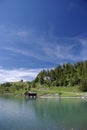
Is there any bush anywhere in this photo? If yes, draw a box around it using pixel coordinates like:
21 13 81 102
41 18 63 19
79 80 87 92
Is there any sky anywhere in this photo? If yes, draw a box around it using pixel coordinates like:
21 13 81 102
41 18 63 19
0 0 87 83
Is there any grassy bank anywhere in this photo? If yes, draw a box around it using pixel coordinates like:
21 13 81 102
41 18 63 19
0 85 87 98
29 86 87 97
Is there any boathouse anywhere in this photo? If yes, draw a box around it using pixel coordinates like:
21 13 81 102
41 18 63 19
24 91 37 98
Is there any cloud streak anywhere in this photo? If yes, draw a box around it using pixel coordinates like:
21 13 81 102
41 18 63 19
1 25 87 68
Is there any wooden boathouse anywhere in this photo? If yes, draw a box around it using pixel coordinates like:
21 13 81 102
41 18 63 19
24 91 37 98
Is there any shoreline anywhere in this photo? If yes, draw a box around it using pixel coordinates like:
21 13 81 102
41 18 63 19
39 95 87 99
0 93 87 99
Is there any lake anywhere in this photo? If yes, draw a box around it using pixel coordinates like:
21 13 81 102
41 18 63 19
0 95 87 130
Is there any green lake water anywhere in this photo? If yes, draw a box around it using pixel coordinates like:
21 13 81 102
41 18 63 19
0 95 87 130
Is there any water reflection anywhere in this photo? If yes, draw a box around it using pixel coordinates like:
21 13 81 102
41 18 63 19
0 96 87 130
34 98 87 130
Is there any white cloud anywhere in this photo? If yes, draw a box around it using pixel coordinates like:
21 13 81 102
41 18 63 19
42 42 80 61
80 38 87 46
79 38 87 60
0 68 42 83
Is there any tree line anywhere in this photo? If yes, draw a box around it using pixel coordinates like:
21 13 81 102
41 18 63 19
34 61 87 91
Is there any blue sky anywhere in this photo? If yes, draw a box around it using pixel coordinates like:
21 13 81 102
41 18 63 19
0 0 87 82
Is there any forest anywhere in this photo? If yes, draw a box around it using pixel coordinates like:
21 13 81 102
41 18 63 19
34 60 87 91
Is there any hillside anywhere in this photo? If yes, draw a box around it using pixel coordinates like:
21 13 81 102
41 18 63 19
34 61 87 91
